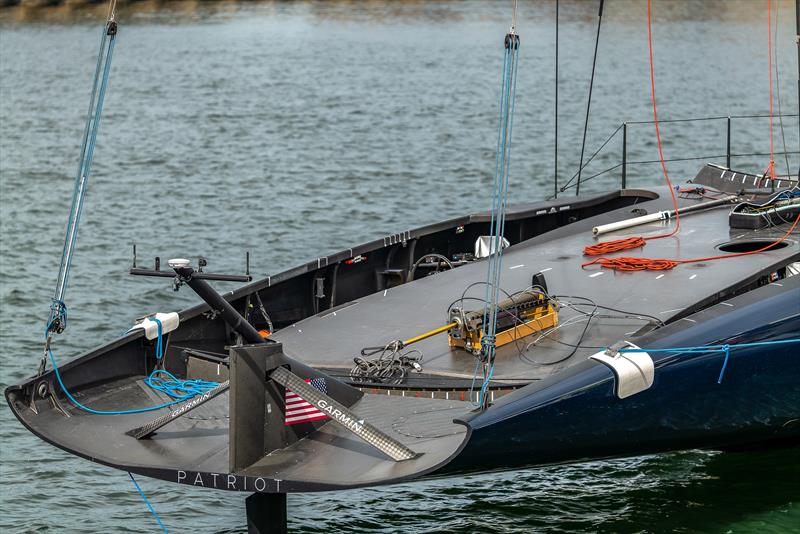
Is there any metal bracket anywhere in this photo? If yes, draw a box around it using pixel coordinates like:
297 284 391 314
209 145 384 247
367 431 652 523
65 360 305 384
589 342 654 399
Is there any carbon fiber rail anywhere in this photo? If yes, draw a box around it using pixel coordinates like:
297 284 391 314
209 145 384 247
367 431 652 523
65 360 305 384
127 380 230 439
270 367 417 461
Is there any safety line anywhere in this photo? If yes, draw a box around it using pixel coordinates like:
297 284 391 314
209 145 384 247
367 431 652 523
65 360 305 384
618 338 800 383
128 472 168 534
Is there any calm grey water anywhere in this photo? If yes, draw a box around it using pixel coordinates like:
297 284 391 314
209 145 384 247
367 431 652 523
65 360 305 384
1 1 799 532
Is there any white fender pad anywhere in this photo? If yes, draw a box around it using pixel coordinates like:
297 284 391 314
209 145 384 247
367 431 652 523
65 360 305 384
589 342 654 399
129 312 180 340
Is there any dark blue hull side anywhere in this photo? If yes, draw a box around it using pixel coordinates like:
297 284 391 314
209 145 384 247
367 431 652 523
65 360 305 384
448 280 800 473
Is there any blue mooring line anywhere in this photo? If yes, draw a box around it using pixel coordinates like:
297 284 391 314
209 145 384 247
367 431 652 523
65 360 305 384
618 338 800 384
45 312 217 415
128 472 168 534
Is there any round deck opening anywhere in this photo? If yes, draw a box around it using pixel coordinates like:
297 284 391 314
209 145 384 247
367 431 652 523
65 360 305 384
716 240 790 253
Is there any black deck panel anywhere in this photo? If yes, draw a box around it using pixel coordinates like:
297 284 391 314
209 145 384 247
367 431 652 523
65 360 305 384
272 187 799 382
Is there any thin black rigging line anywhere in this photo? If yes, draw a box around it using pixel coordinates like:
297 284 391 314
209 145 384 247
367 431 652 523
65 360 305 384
575 0 605 196
774 0 792 176
554 0 559 199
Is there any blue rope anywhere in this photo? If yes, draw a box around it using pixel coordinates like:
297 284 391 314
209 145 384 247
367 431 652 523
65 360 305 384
144 370 218 400
618 338 800 384
49 23 117 336
153 317 163 360
44 315 218 415
128 472 168 534
477 32 520 406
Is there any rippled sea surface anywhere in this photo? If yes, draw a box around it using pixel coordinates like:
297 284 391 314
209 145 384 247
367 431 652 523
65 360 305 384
1 1 799 532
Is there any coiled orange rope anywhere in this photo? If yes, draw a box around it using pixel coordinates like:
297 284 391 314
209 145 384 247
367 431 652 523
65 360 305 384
583 212 799 271
583 0 680 257
583 236 647 255
583 0 793 272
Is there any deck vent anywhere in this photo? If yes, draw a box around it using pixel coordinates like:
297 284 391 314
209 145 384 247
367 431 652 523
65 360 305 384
716 240 789 253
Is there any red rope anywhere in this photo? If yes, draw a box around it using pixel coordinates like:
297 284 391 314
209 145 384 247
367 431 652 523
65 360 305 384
583 213 800 271
583 0 680 257
582 0 796 272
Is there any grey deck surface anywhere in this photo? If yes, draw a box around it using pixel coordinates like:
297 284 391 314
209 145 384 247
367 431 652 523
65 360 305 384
273 188 799 382
21 376 470 488
244 395 470 485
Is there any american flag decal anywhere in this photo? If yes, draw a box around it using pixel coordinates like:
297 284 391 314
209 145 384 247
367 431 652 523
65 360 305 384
284 378 329 426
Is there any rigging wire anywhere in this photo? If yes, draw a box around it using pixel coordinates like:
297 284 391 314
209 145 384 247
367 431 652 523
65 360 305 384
575 0 605 197
554 0 559 198
40 3 119 375
582 0 683 259
477 0 521 409
582 0 799 272
773 0 792 177
766 0 776 179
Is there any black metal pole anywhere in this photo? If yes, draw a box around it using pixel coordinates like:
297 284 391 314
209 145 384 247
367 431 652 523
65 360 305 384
172 264 266 345
575 0 605 196
554 0 559 198
726 116 732 169
621 122 627 188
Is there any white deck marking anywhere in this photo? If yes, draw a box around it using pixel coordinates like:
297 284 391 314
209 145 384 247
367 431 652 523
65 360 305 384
659 308 683 315
656 274 665 280
509 264 525 270
540 267 553 272
689 274 697 280
721 302 734 307
682 318 697 323
589 272 604 278
383 289 388 296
